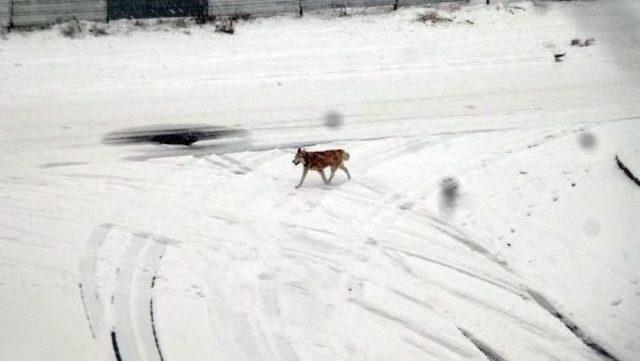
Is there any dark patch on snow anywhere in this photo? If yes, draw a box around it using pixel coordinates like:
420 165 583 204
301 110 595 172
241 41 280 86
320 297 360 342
40 161 88 169
583 219 600 237
324 110 344 129
571 38 595 47
111 331 123 361
103 124 247 146
578 132 597 150
615 155 640 187
527 289 620 361
440 177 460 208
399 201 414 210
458 328 506 361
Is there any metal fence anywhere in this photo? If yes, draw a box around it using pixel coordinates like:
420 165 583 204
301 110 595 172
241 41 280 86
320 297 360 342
0 0 10 28
11 0 106 27
1 0 452 28
108 0 207 20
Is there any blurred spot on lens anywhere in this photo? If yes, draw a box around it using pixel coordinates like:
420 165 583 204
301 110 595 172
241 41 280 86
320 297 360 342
324 110 344 129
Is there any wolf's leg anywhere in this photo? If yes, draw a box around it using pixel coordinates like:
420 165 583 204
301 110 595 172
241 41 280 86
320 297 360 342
318 169 329 185
328 166 338 183
295 167 309 188
339 165 351 180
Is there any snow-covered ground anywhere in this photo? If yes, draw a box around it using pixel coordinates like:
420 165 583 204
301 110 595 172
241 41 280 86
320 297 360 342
1 1 640 360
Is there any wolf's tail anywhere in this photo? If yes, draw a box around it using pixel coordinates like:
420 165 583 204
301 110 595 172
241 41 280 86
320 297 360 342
343 150 350 161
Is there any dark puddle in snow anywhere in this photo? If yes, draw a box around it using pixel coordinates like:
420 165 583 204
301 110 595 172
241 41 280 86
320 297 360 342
104 124 247 146
103 124 247 146
527 289 620 361
103 124 250 160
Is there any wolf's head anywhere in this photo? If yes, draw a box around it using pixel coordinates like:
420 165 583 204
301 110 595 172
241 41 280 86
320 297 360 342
292 148 306 166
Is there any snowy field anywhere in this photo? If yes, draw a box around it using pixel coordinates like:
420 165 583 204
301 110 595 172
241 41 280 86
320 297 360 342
1 1 640 360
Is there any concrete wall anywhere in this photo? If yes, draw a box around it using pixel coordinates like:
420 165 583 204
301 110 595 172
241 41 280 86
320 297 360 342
12 0 106 27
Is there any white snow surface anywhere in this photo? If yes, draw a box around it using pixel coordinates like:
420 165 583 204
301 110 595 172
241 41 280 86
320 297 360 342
1 1 640 360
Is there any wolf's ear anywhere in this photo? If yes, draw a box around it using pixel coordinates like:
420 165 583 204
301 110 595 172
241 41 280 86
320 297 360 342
297 147 301 152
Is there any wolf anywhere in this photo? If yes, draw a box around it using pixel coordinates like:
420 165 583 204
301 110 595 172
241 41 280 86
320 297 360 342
292 148 351 188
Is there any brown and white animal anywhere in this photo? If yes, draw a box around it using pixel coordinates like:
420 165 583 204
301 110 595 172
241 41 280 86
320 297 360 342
292 148 351 188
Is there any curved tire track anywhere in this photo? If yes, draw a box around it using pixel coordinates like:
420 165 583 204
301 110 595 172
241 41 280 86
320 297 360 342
78 225 167 361
615 154 640 188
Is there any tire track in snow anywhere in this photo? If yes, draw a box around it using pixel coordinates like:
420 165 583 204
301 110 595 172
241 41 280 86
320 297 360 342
113 233 167 361
457 328 506 361
113 233 147 361
390 128 628 360
421 212 512 271
378 246 559 341
78 225 167 361
336 174 524 300
380 244 526 298
336 135 518 275
615 154 640 188
138 240 167 361
348 298 476 360
79 223 114 340
315 134 592 359
150 277 165 361
527 289 620 361
111 331 124 361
